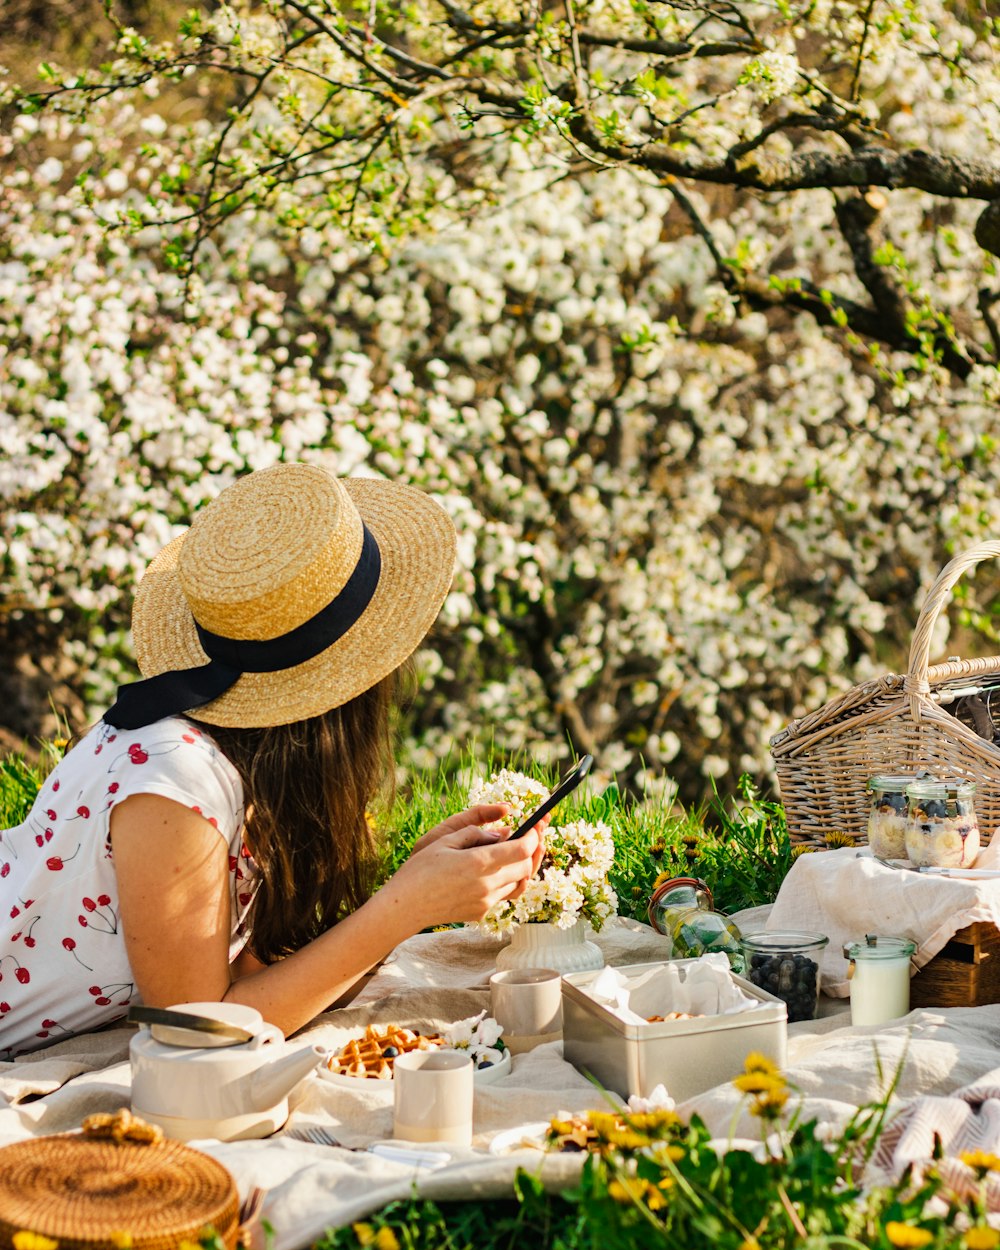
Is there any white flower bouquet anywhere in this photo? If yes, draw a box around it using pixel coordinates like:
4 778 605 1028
468 768 618 934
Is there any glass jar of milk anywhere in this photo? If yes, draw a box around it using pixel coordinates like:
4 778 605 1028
843 935 916 1027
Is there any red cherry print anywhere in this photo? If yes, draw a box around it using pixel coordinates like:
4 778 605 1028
35 835 43 847
207 816 219 829
0 1003 8 1014
108 734 117 743
228 856 238 872
46 810 57 821
88 986 102 996
10 906 19 919
95 996 111 1006
44 830 53 842
37 1031 50 1038
24 938 35 948
82 897 96 912
98 894 111 906
77 806 90 818
94 744 102 755
239 892 252 907
127 744 148 764
52 780 60 792
47 857 64 871
62 938 76 951
15 968 29 984
10 933 20 942
0 864 8 878
192 806 202 815
78 915 88 927
182 734 195 743
23 900 33 908
108 783 119 794
41 1018 57 1029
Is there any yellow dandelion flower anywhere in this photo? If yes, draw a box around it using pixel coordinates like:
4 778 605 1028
373 1229 400 1250
748 1087 789 1118
607 1177 667 1210
961 1150 1000 1175
885 1222 934 1248
626 1109 679 1135
733 1072 786 1096
791 845 818 859
825 832 857 849
12 1234 58 1250
589 1112 620 1137
738 1240 761 1250
607 1179 632 1205
108 1234 133 1249
351 1224 375 1247
965 1229 1000 1250
743 1053 779 1077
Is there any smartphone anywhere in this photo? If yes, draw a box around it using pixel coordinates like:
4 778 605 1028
508 754 594 839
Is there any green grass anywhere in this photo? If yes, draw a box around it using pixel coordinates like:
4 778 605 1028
383 753 794 921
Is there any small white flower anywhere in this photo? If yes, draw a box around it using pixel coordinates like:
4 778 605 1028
627 1084 675 1114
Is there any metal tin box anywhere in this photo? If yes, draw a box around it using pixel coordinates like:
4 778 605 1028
561 960 788 1103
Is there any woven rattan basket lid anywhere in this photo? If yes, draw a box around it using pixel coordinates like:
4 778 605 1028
0 1113 240 1250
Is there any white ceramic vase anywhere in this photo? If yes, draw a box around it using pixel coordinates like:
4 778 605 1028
495 918 604 975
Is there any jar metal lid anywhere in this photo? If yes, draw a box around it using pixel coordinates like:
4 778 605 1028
647 877 713 935
905 778 976 799
867 774 921 792
842 935 916 960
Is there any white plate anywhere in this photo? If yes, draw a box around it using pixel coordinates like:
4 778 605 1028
317 1046 511 1088
489 1121 549 1155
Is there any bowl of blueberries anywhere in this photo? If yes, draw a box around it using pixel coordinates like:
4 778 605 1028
740 931 829 1022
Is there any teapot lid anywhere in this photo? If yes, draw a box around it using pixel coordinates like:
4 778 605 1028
128 1004 258 1048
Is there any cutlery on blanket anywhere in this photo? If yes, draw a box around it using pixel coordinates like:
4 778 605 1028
283 1125 450 1168
917 866 1000 879
127 1005 256 1043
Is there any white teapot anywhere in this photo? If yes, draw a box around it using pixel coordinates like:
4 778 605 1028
129 1001 325 1141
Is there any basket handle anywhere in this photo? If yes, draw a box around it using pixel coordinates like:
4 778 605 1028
906 540 1000 720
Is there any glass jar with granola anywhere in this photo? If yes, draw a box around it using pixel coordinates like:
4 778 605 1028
904 778 980 869
866 774 918 860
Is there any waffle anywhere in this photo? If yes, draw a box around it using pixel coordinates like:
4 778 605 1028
326 1024 445 1080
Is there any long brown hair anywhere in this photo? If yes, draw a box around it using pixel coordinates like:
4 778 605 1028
194 669 403 964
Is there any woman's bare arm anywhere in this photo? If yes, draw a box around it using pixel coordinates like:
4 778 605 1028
111 793 540 1036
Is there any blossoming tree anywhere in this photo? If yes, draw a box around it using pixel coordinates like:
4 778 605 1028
3 1 1000 797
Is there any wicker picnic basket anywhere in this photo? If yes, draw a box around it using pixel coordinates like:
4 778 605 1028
0 1111 240 1250
770 540 1000 849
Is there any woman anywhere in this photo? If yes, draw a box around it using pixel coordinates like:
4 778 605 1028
0 464 542 1056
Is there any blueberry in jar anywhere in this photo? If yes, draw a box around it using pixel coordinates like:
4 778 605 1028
742 934 826 1023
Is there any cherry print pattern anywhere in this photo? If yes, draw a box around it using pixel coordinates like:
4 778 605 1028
62 936 94 970
87 980 133 1007
0 716 248 1057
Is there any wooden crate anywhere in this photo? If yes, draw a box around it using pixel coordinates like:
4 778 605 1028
910 922 1000 1008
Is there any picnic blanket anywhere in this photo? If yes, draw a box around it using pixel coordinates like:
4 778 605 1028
5 916 1000 1247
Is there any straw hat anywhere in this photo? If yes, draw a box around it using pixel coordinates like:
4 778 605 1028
111 464 456 729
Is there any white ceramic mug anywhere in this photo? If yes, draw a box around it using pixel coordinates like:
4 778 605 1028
393 1049 473 1147
489 967 562 1054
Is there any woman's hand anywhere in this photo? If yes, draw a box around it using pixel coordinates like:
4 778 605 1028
378 819 544 929
412 803 547 873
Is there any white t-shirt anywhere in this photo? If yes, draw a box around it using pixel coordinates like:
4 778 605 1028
0 716 257 1057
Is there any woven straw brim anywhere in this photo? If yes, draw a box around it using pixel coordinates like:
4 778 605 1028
0 1135 239 1250
131 477 457 728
